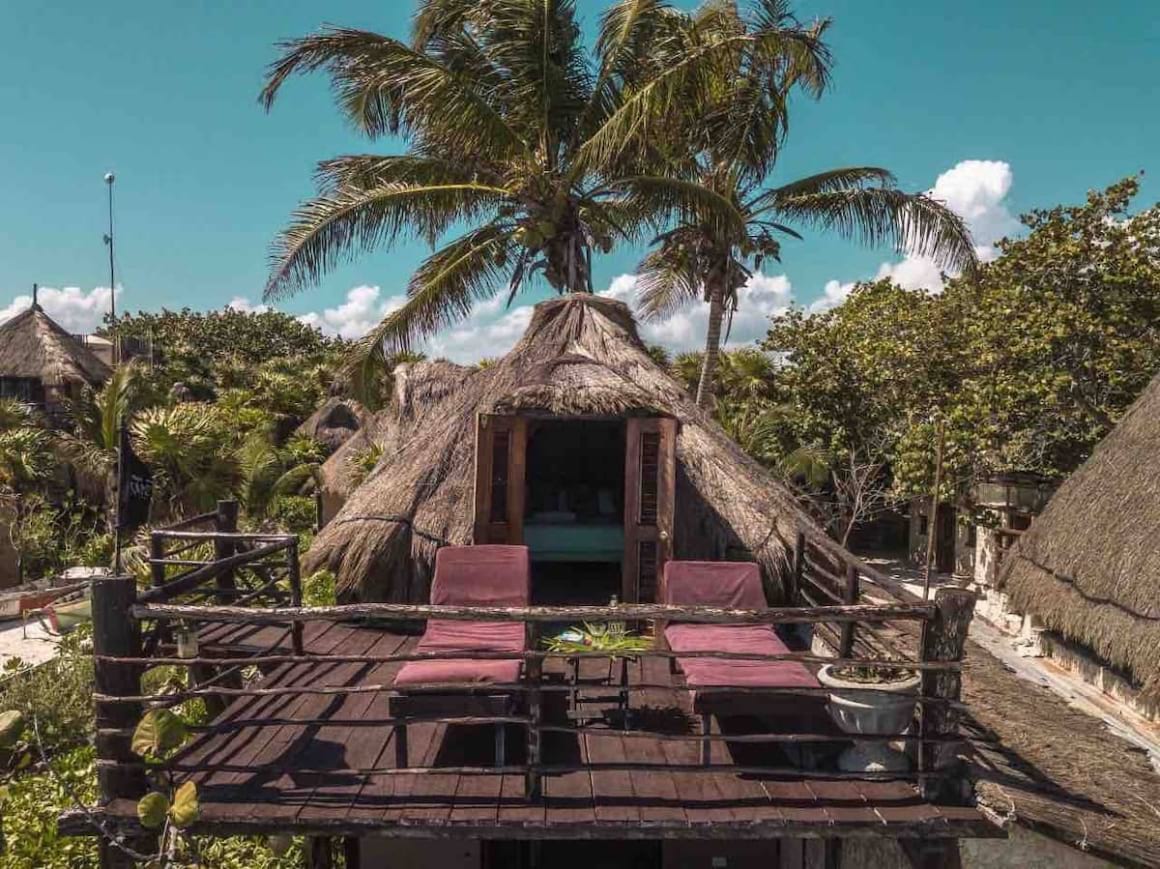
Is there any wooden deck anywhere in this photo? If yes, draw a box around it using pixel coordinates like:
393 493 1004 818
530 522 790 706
100 620 1000 841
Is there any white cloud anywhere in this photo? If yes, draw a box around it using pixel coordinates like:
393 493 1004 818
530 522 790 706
811 279 856 313
227 296 269 315
295 285 404 339
821 158 1019 301
601 271 791 352
423 295 535 363
0 286 119 333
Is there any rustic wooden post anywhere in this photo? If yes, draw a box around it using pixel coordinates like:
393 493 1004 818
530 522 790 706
92 575 151 868
308 836 334 869
287 537 305 656
212 499 239 602
525 652 543 800
148 533 165 589
790 530 805 606
342 837 361 869
918 587 975 802
839 562 860 656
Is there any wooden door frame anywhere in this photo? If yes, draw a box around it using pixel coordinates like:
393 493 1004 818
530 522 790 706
622 416 678 603
472 413 527 545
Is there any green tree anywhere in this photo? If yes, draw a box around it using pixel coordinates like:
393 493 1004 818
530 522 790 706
258 0 778 367
635 2 975 407
761 176 1160 515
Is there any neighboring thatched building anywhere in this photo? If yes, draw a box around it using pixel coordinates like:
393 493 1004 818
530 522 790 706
307 295 815 604
0 301 111 414
295 397 370 453
317 360 472 526
998 370 1160 708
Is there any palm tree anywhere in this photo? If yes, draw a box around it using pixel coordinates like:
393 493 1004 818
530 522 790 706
258 0 803 367
635 3 977 407
60 362 140 483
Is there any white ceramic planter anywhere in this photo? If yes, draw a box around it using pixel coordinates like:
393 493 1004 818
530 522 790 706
817 664 921 773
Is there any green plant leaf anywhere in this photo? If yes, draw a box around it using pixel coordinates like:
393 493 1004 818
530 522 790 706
169 780 200 829
131 709 187 759
136 792 169 830
0 710 24 748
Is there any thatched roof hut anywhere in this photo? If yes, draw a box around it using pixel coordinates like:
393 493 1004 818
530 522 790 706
998 370 1160 697
295 397 370 452
317 360 472 525
306 295 816 603
0 304 111 389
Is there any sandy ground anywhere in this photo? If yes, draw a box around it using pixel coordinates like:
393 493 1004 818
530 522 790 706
0 617 64 669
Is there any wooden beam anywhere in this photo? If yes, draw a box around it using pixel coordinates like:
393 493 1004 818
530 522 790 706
131 601 936 626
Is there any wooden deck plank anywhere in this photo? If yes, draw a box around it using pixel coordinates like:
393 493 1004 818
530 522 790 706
583 730 640 824
187 623 360 821
124 624 996 840
232 625 387 824
294 632 409 823
627 653 688 827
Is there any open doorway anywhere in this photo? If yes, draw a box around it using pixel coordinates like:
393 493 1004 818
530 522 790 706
523 419 626 605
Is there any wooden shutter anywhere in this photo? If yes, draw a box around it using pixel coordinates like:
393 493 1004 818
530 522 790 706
623 417 677 603
473 414 526 544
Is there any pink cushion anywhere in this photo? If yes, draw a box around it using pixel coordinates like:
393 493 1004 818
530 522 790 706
394 658 521 686
395 620 525 687
662 561 767 609
665 624 818 688
418 619 525 653
431 545 530 607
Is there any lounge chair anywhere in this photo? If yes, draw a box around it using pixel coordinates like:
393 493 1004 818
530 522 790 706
391 545 530 768
661 560 819 764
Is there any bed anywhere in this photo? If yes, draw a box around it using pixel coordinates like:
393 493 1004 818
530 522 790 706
523 522 625 563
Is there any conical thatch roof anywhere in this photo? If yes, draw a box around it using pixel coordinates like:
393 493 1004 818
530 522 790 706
295 397 370 452
999 370 1160 696
0 305 111 386
306 295 818 602
318 360 472 524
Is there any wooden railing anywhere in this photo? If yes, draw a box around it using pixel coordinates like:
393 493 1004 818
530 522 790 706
87 569 975 831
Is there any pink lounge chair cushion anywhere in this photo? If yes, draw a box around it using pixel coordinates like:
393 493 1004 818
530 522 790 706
394 621 525 686
662 561 767 610
430 545 530 608
394 658 521 686
664 623 818 689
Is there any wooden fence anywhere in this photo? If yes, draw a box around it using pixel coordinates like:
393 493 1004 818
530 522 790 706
81 510 977 867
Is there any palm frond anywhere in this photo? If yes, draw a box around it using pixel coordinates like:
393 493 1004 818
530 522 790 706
635 247 702 321
264 182 509 300
314 154 505 194
347 222 515 367
259 27 529 158
750 167 896 209
615 175 747 235
770 188 978 273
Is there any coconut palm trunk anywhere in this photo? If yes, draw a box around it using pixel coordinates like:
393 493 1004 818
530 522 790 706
695 281 726 407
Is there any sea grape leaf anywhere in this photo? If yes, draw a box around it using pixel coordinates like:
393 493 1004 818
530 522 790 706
169 781 200 829
131 709 187 758
137 792 169 830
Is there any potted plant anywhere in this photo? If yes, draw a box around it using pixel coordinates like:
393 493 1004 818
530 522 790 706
817 663 921 772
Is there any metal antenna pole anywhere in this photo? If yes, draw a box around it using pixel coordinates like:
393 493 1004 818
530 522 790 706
104 172 117 363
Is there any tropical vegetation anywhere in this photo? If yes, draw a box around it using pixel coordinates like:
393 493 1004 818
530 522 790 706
676 176 1160 537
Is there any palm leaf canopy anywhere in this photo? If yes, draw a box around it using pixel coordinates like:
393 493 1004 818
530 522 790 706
632 3 976 325
258 0 823 362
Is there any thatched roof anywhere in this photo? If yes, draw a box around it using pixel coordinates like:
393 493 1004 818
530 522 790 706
317 360 472 525
295 397 370 452
0 304 111 386
998 370 1160 697
306 294 817 602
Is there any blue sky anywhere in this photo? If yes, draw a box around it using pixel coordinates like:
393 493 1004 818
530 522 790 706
1 0 1156 359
